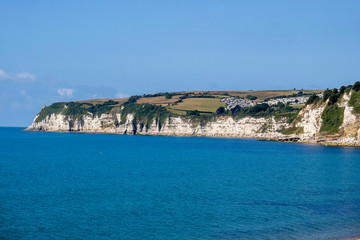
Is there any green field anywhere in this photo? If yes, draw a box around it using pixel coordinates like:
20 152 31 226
209 90 322 102
75 98 128 106
137 95 182 104
167 98 225 114
71 89 323 116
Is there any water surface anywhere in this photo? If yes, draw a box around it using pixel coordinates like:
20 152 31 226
0 127 359 239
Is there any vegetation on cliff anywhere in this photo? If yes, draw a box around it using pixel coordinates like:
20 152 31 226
230 102 299 123
306 84 353 135
322 84 353 105
320 105 345 134
305 94 320 105
35 102 67 122
35 92 302 128
35 100 120 123
33 82 360 137
246 95 257 100
282 126 304 135
315 82 360 134
120 103 171 132
348 81 360 113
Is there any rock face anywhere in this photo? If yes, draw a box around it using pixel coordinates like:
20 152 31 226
294 103 325 137
27 113 289 139
291 92 360 146
26 92 360 146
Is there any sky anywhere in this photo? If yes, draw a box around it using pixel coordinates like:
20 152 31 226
1 0 360 126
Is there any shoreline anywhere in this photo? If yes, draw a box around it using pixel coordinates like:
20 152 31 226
24 128 360 148
261 138 360 148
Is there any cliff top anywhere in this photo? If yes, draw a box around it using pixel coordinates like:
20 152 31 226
71 89 323 116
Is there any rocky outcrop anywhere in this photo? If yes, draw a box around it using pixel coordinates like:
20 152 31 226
290 92 360 146
26 92 360 147
294 103 325 137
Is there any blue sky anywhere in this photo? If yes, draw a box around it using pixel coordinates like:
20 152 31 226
1 0 359 126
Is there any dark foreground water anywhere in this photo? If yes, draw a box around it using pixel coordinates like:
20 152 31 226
0 127 359 240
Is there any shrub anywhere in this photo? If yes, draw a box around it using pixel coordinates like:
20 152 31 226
127 95 141 103
320 105 344 134
251 103 270 113
232 103 274 118
353 81 360 92
339 86 346 95
186 110 200 116
345 86 353 94
246 95 257 100
103 100 119 105
306 95 319 105
278 105 294 113
323 89 332 101
277 102 285 108
231 105 241 114
328 94 338 105
216 107 225 115
348 90 360 113
120 103 171 131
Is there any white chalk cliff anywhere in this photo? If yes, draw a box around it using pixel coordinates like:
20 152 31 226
27 92 360 146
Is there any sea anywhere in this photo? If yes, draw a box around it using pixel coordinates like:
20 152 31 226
0 127 359 240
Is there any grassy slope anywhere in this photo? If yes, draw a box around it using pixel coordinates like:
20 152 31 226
349 91 360 113
320 104 345 135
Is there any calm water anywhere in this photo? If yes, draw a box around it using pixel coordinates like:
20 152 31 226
0 127 359 240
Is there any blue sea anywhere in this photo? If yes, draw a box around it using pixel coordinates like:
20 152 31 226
0 127 359 239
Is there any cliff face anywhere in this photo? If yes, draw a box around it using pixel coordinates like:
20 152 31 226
27 112 289 139
292 92 360 145
27 91 360 146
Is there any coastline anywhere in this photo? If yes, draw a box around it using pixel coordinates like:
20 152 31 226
261 137 360 147
25 128 360 148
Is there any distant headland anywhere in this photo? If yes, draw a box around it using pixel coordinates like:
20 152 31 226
27 82 360 147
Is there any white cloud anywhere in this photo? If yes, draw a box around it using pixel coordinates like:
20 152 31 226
0 68 36 82
15 72 36 80
116 92 129 98
0 69 9 79
57 88 75 98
